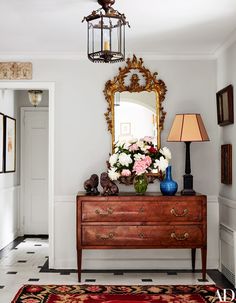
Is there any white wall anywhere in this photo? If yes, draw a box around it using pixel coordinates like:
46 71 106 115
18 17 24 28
0 90 20 250
30 58 218 197
217 41 236 278
217 41 236 203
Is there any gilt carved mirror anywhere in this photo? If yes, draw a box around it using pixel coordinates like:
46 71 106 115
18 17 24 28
104 55 167 151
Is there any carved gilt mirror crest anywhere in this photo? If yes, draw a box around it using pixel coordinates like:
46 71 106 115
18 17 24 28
104 55 167 151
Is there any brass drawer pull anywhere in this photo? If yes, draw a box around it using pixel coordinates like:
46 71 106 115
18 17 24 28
171 232 189 241
96 232 114 240
95 207 113 216
170 208 188 217
139 233 145 238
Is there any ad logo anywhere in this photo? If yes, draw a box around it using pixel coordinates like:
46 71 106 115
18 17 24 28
216 289 235 302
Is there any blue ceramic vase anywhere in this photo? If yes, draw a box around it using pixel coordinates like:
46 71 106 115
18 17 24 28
160 166 178 196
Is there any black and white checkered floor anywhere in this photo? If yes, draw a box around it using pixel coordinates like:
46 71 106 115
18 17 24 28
0 238 232 302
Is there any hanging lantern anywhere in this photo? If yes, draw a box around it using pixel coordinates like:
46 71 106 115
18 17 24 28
28 90 43 107
82 0 130 63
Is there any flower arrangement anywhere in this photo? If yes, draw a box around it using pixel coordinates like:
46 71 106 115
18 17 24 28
108 136 171 183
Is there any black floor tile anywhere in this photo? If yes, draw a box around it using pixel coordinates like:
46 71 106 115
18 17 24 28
18 260 27 263
142 279 153 282
0 237 24 258
207 270 234 289
7 272 17 274
27 252 35 254
0 286 4 289
85 279 96 282
28 278 40 282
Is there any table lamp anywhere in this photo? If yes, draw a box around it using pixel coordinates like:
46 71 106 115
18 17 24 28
167 114 209 195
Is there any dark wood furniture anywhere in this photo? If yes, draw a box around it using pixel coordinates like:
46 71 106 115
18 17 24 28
76 193 207 282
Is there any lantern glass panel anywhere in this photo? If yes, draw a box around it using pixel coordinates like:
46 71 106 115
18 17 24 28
88 19 102 54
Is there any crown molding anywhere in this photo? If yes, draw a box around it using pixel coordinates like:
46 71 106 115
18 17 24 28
0 52 87 61
214 28 236 58
127 52 215 61
0 51 216 61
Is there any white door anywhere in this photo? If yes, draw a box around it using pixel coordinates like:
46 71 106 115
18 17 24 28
22 109 49 234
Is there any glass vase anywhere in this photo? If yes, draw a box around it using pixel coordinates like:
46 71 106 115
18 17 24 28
160 166 178 196
134 174 148 195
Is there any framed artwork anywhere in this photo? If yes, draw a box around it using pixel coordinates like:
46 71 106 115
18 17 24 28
120 122 131 136
216 84 234 126
221 144 232 184
4 116 16 173
0 113 4 173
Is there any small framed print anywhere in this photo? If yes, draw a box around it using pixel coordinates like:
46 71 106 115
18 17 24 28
221 144 232 184
0 113 4 173
216 85 234 126
120 122 131 136
4 116 16 173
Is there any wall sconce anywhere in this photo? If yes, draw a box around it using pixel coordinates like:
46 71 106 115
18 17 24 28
28 90 43 107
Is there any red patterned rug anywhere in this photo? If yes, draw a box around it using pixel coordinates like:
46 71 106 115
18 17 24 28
12 284 230 303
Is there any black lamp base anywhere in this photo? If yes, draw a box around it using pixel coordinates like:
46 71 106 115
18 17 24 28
181 173 196 196
181 188 196 196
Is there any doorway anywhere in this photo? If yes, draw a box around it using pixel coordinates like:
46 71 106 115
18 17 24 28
0 82 55 268
21 108 49 235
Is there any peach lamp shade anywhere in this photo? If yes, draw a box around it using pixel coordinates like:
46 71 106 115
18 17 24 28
167 114 209 142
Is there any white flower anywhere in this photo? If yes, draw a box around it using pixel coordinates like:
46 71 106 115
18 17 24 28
154 156 169 172
141 144 151 153
151 169 158 173
124 142 131 149
118 153 133 166
109 154 118 166
160 147 172 160
137 140 145 149
134 153 145 161
108 168 120 181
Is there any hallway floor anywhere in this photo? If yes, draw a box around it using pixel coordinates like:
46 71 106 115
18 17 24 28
0 238 232 302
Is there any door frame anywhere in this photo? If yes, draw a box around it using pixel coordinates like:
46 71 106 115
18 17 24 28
0 82 55 268
20 107 49 235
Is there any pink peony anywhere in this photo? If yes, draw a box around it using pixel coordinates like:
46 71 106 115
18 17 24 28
144 155 152 166
129 143 139 151
133 159 148 175
121 169 131 176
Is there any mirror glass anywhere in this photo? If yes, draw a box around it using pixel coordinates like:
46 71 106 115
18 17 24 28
114 91 157 145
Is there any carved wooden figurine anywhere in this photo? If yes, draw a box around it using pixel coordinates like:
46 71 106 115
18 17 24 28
100 172 119 196
84 174 100 195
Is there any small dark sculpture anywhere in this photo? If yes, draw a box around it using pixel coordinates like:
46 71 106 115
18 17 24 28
84 174 100 195
100 172 119 196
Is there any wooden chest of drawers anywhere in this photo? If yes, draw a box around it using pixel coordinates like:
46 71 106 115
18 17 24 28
76 193 207 282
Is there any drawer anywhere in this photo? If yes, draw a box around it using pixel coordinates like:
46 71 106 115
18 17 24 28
81 201 202 222
82 225 203 247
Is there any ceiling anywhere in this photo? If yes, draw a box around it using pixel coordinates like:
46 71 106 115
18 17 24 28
0 0 236 57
